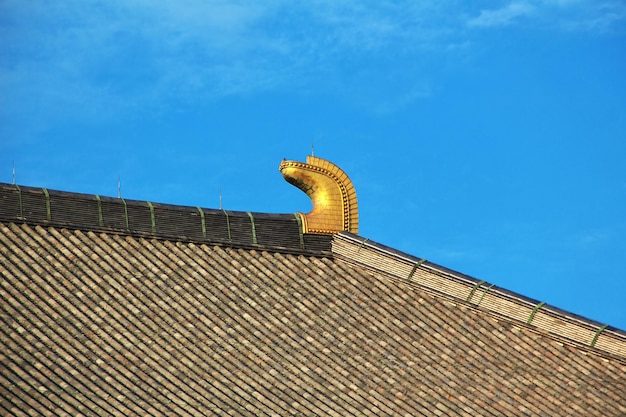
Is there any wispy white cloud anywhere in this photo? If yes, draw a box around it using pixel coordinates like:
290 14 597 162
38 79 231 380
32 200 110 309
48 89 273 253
0 1 461 125
558 2 626 33
467 0 626 31
468 2 535 28
1 0 624 132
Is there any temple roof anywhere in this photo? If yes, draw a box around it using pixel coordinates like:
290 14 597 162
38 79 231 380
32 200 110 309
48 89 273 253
1 176 625 416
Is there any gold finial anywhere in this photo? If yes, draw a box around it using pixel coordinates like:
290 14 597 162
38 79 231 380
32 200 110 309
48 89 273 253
279 156 358 235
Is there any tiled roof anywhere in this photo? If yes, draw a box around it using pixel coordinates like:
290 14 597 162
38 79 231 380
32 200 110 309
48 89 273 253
1 183 625 416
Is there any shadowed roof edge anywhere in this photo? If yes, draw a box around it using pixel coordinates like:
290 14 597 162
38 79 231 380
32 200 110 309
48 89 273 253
0 182 332 256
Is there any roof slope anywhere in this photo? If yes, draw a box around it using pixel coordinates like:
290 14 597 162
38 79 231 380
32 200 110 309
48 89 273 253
1 183 625 416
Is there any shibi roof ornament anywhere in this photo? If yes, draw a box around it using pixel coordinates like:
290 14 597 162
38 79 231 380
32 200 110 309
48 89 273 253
279 156 358 235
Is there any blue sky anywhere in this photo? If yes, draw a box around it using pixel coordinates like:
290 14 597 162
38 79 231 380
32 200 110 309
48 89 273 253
2 1 625 330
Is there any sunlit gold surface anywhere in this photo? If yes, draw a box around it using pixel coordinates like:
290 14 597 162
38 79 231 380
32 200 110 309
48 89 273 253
279 156 358 234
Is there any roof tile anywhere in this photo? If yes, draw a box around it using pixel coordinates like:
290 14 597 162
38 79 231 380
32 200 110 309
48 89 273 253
2 182 626 415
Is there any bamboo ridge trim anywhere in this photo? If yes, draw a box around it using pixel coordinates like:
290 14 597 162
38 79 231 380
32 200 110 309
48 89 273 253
332 232 626 359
